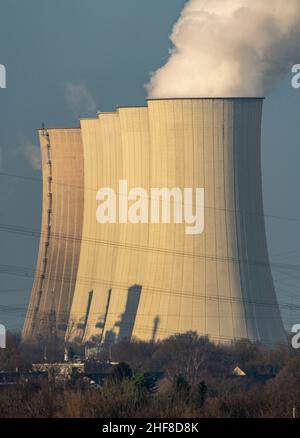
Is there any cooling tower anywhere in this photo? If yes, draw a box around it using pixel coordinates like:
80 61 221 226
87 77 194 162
23 128 84 341
66 98 286 346
24 98 287 346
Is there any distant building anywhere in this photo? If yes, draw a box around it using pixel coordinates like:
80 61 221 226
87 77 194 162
0 370 47 387
232 366 247 377
32 362 84 382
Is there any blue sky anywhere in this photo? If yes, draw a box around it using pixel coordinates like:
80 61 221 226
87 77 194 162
0 0 299 331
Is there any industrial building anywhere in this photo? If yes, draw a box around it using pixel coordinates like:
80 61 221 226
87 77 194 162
23 98 287 346
22 128 84 339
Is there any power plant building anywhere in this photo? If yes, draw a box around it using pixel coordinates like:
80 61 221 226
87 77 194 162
23 98 287 346
22 128 84 340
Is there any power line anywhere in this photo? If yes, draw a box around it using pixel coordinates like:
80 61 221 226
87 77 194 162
1 170 300 224
0 262 299 313
1 221 300 273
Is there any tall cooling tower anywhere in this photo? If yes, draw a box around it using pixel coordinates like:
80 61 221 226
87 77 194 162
65 98 286 346
23 128 84 341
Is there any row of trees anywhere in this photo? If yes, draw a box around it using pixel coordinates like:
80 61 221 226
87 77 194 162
0 331 299 417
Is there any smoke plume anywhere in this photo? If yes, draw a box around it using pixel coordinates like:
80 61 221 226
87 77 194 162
147 0 300 97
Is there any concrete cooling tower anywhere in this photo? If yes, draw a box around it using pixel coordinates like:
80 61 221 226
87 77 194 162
23 98 287 346
23 128 84 340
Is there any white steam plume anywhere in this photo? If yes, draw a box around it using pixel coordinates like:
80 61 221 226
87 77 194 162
147 0 300 97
